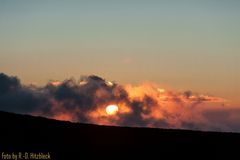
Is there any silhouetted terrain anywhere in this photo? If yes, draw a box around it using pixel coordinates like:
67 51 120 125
0 111 239 159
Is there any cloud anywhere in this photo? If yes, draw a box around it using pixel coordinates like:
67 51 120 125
203 108 240 132
0 73 49 113
0 73 20 95
0 72 238 132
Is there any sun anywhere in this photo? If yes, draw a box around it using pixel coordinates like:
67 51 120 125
106 104 119 115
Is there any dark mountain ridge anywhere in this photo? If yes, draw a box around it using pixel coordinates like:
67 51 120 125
0 111 239 159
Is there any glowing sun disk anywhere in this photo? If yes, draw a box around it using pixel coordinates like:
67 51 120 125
106 105 119 115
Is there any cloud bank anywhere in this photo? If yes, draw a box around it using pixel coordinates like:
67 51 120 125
0 73 239 132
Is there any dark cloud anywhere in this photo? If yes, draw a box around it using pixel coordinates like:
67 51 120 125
183 90 193 99
0 73 48 113
0 73 20 95
119 100 148 127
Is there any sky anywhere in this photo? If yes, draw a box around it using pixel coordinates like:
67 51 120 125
0 0 240 106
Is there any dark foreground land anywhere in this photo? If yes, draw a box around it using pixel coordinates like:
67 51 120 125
0 111 239 159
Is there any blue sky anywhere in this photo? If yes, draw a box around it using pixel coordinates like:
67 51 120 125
0 0 239 104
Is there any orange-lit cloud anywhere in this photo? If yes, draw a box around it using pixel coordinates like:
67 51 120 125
0 72 239 132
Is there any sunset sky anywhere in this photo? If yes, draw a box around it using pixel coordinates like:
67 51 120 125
0 0 239 106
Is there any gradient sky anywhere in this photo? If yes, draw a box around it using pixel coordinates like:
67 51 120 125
0 0 239 105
